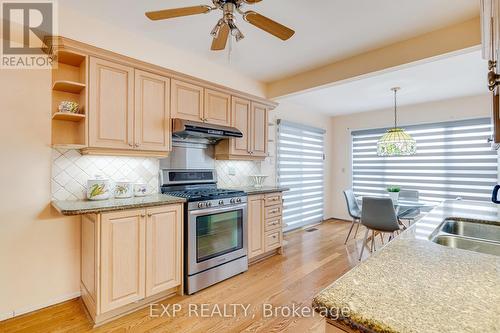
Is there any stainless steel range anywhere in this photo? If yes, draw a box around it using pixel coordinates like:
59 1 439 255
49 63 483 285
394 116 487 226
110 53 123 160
160 169 248 295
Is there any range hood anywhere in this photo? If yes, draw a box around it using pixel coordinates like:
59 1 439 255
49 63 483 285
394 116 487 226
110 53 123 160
172 118 243 142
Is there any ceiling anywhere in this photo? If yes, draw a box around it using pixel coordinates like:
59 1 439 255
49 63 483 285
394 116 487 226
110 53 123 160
60 0 479 82
279 50 488 115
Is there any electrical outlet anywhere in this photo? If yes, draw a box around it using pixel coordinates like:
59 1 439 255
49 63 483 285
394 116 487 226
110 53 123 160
228 167 236 176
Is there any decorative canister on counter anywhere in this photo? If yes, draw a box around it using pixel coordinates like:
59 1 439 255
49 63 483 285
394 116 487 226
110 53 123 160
58 101 79 114
87 175 111 201
115 180 134 198
134 183 148 197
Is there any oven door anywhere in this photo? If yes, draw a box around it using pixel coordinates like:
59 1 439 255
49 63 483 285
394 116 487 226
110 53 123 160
187 203 247 275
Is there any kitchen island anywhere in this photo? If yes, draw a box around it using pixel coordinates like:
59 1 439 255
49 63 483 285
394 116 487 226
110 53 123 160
313 200 500 333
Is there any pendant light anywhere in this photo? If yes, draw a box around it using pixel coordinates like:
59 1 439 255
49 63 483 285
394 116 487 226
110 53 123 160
376 87 416 156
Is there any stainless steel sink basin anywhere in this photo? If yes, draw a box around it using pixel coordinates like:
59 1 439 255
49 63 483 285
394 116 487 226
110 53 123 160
441 219 500 243
430 218 500 256
433 235 500 257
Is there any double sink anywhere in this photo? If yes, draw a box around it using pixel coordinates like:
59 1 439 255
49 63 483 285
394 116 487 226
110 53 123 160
430 218 500 257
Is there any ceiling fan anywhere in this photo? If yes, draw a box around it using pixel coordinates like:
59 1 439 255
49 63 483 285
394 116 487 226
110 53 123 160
145 0 295 51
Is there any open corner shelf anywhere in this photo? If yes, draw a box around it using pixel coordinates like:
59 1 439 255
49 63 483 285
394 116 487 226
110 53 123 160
52 112 86 122
52 80 86 94
52 144 87 150
56 50 86 67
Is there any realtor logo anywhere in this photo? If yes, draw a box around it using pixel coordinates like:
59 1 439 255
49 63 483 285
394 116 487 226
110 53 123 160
1 0 57 68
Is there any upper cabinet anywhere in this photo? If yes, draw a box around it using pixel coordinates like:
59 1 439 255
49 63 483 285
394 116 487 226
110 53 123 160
46 37 277 158
204 88 231 126
171 80 204 122
171 80 231 126
134 70 171 152
231 97 251 156
215 98 269 160
89 57 135 150
250 102 268 157
87 57 171 156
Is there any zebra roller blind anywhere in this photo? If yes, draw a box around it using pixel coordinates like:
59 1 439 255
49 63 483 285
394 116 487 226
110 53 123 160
277 120 326 231
351 118 497 203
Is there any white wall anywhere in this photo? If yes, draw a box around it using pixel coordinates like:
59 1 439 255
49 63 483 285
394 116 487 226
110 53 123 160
330 94 491 220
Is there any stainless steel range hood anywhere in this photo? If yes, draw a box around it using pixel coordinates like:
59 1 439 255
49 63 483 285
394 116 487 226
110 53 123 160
172 118 243 142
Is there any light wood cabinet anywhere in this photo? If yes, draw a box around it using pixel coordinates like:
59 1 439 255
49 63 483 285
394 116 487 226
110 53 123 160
248 195 265 258
89 57 134 150
134 69 171 152
231 97 251 155
101 209 146 313
204 88 231 126
48 37 278 157
88 58 171 156
145 205 182 297
81 204 183 325
248 192 284 261
251 102 268 157
215 98 269 160
171 79 204 121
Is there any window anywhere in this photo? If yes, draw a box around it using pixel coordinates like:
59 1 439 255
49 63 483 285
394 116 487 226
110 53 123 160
351 118 496 203
277 120 326 231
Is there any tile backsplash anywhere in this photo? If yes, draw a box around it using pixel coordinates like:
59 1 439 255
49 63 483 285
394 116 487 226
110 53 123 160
51 149 159 201
52 121 278 200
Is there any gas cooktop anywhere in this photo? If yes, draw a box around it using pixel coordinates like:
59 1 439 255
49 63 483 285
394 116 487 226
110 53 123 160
161 188 246 202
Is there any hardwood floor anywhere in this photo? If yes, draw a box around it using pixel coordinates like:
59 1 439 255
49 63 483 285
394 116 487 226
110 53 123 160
1 220 380 333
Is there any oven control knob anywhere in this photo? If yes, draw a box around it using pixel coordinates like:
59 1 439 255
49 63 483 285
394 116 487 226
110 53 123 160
236 198 242 203
230 198 235 204
207 202 212 207
198 202 205 208
219 200 224 205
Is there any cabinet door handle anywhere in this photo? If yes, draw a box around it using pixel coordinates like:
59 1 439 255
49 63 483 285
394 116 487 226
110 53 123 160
135 143 140 148
147 213 152 217
128 143 133 147
140 213 146 217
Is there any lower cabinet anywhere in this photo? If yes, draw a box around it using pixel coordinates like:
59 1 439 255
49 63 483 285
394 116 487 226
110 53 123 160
81 204 183 325
247 192 284 261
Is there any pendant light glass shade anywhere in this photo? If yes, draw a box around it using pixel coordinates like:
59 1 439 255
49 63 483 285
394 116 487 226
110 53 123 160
377 128 416 156
377 87 416 157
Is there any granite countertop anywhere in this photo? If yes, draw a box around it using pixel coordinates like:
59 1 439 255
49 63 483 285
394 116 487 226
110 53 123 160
313 200 500 333
52 193 186 216
231 186 289 195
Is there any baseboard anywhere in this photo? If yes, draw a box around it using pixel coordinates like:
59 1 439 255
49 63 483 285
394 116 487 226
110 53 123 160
0 311 14 321
5 291 81 320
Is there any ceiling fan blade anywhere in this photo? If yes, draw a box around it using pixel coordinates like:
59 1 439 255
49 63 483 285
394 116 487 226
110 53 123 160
211 23 230 51
243 11 294 41
145 5 211 21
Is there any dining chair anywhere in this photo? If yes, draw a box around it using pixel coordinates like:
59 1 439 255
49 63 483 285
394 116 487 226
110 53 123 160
359 197 402 260
398 189 420 226
343 189 361 244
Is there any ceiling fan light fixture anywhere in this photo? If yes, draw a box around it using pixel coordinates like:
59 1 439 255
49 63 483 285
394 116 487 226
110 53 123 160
210 19 224 38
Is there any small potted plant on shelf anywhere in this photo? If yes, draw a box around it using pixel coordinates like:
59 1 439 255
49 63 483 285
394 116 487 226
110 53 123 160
387 186 400 204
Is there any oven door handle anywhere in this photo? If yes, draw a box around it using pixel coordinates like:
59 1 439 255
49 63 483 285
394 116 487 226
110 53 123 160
189 204 247 216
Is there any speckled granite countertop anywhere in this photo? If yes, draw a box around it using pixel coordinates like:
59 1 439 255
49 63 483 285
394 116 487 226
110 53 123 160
313 200 500 333
230 186 289 195
52 194 186 216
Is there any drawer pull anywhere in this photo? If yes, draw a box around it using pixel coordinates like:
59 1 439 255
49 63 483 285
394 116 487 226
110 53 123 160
270 209 280 214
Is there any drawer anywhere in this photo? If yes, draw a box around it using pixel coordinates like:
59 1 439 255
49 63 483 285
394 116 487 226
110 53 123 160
265 217 282 232
264 193 282 207
264 230 282 251
265 204 282 219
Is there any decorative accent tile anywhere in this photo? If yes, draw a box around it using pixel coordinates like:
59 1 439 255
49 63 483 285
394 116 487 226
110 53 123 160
51 149 160 201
